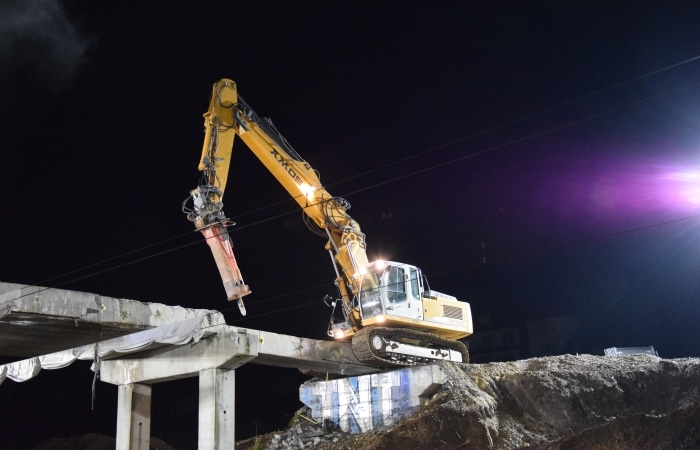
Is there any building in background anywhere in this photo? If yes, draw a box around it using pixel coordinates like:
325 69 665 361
467 315 581 363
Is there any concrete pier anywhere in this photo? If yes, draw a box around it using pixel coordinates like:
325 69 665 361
116 383 152 450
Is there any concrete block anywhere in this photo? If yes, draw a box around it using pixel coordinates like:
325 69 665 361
299 364 446 433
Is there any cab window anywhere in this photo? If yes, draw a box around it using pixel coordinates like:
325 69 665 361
409 268 420 298
387 266 406 303
359 275 382 318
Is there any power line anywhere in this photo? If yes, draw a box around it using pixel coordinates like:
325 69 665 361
228 80 700 233
227 213 700 322
30 231 196 288
231 55 700 220
13 55 700 309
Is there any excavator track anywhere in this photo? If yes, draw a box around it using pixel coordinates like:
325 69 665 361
351 327 469 369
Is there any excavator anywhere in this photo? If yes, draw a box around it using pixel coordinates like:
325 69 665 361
183 79 473 367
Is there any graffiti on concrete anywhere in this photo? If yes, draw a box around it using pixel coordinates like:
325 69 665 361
300 365 444 433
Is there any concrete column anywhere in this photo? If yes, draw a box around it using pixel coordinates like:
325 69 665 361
116 383 152 450
199 368 235 449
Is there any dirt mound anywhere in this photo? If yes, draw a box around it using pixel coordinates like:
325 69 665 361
542 403 700 449
239 354 700 449
32 433 176 450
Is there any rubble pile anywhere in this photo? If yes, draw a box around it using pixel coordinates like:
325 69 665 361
261 415 350 449
238 354 700 449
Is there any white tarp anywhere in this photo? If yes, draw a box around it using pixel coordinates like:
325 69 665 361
0 315 225 384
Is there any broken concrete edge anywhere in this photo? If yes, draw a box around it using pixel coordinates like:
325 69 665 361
0 281 225 328
0 314 227 384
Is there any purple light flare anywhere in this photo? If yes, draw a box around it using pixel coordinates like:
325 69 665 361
536 154 700 228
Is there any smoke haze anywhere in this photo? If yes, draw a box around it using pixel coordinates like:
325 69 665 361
0 0 89 99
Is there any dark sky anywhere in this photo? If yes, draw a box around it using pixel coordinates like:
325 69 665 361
2 1 700 447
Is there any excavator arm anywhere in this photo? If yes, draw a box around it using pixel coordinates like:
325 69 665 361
182 80 252 314
185 79 371 323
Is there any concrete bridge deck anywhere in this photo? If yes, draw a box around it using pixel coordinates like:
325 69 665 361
0 282 224 358
0 282 386 449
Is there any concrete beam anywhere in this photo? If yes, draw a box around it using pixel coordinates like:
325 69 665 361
255 330 379 376
100 328 259 385
98 326 379 386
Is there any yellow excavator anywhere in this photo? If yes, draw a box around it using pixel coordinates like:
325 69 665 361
183 79 473 366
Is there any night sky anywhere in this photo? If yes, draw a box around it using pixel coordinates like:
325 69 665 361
2 1 700 447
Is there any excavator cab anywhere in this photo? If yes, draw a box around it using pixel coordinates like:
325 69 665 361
353 260 472 339
329 260 473 364
358 261 425 322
